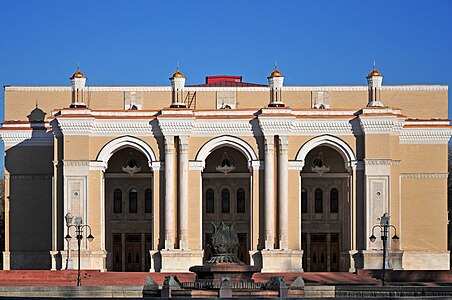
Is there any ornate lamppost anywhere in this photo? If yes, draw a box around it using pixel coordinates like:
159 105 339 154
65 214 94 286
369 213 399 286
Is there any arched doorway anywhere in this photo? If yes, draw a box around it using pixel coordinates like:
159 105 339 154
202 146 251 264
104 148 153 271
300 145 351 271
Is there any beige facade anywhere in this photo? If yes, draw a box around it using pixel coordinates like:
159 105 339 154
1 68 451 272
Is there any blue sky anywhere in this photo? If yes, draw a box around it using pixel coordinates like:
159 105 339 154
0 1 451 115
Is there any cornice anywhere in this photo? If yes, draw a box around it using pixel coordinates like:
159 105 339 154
157 117 196 136
400 128 452 144
292 119 358 135
0 129 54 147
192 120 256 136
5 84 447 92
359 117 405 134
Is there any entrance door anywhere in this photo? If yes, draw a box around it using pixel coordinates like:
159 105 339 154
125 234 141 272
310 234 327 272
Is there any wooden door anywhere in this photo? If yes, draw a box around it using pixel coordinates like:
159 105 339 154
311 244 327 271
125 234 141 272
330 234 340 271
112 234 122 271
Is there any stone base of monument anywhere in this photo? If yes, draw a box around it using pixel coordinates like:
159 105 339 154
189 262 260 283
142 275 305 298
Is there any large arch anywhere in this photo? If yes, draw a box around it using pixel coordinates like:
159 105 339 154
296 135 356 170
195 135 258 167
297 135 356 271
97 136 157 166
196 135 257 264
97 136 156 272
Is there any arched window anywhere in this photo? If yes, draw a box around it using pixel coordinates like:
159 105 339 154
114 189 122 213
237 188 245 213
330 188 339 213
129 188 138 213
221 189 230 213
206 188 215 213
315 188 323 213
145 189 152 213
301 188 308 213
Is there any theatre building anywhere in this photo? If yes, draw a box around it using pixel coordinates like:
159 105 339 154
1 67 451 272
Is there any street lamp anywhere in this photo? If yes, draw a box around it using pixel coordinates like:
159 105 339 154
369 213 399 286
64 213 74 269
65 214 94 286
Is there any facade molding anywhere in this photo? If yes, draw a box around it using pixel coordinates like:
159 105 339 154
288 160 305 170
157 117 196 136
295 135 357 170
359 117 405 135
6 84 448 92
96 136 157 167
0 129 54 147
364 159 401 166
400 128 452 144
400 173 448 179
195 135 259 169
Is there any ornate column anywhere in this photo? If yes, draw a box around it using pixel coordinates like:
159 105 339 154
178 136 189 250
264 136 275 250
278 136 289 250
164 135 176 250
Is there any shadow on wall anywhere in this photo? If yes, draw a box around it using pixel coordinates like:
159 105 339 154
4 106 54 269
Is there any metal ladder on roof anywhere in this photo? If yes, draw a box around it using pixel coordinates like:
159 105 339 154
184 91 197 109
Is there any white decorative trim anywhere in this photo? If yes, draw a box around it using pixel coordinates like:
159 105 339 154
250 160 263 170
150 161 161 171
63 160 90 167
400 173 448 179
291 119 358 135
6 84 447 92
359 117 405 134
288 160 305 170
258 115 295 135
364 159 400 166
292 109 356 116
97 136 157 166
193 120 256 136
89 161 108 171
195 135 258 168
92 119 155 135
295 135 357 169
400 128 452 144
55 118 94 135
405 120 450 126
189 161 204 171
0 130 54 147
158 117 196 135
